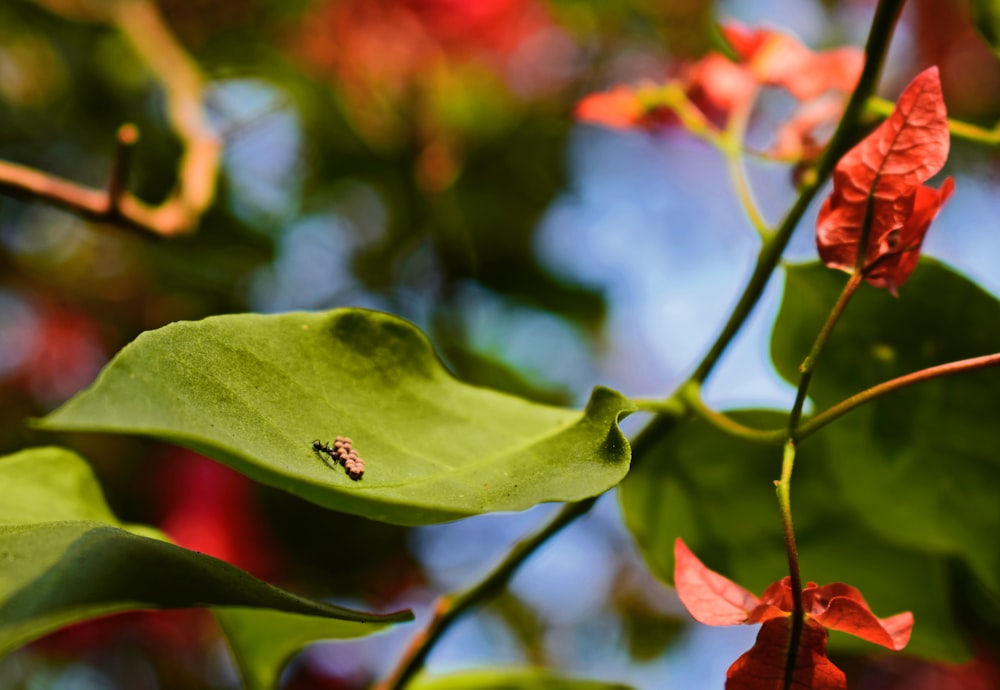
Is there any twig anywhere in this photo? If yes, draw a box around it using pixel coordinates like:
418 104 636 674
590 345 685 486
366 2 908 686
0 0 220 237
796 352 1000 440
107 124 140 215
374 498 600 690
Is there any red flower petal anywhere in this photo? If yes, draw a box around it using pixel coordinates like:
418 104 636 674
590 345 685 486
862 176 955 295
575 86 647 130
673 538 760 625
816 67 950 285
688 53 759 114
727 618 847 690
806 582 913 651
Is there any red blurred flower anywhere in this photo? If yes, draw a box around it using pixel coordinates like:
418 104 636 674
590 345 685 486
816 67 953 295
576 22 863 160
157 449 283 581
674 538 912 690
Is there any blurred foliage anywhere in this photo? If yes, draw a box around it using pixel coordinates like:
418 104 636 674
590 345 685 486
5 0 1000 688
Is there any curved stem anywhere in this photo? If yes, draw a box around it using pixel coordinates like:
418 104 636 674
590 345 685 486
777 440 803 690
0 0 220 236
677 382 785 445
796 351 1000 440
724 90 772 240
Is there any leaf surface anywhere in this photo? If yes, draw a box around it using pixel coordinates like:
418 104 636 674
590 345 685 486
619 412 967 661
0 447 410 658
772 261 1000 594
217 608 387 690
37 309 635 525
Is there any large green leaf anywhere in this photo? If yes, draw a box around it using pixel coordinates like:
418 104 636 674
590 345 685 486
620 413 968 661
772 261 1000 592
0 447 410 658
409 668 634 690
217 608 391 690
36 309 635 525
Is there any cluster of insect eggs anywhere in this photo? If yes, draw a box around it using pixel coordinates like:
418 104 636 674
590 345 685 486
313 436 365 480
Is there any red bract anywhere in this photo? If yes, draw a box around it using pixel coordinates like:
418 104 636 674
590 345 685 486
674 539 913 690
576 22 862 155
574 83 681 131
816 67 953 295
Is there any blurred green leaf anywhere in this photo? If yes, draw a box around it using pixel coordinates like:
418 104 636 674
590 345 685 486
37 309 635 525
620 413 968 661
217 608 390 690
772 261 1000 594
0 447 410 658
971 0 1000 57
409 668 634 690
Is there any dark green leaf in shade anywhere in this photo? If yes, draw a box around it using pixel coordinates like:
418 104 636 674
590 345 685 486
620 413 968 661
36 310 635 525
408 668 634 690
772 261 1000 593
972 0 1000 57
0 447 410 659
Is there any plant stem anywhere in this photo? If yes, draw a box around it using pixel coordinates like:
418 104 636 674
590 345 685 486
777 440 804 690
374 498 597 690
724 89 772 239
678 381 785 444
788 271 863 431
375 2 908 685
796 351 1000 440
691 0 904 385
375 413 682 690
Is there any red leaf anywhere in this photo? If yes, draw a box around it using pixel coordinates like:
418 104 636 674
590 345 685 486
805 582 913 651
816 67 951 288
687 53 760 115
574 84 677 131
673 538 760 625
727 618 847 690
861 176 954 294
575 86 647 130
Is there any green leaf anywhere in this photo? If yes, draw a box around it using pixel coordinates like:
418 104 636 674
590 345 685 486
217 608 388 690
972 0 1000 58
772 261 1000 593
620 413 968 661
409 668 634 690
36 309 635 525
0 447 410 658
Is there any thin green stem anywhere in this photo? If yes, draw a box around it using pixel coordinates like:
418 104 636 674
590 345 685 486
777 440 804 690
677 381 785 444
796 351 1000 440
788 271 864 430
723 89 772 239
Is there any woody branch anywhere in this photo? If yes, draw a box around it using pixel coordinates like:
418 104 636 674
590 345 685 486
0 0 220 237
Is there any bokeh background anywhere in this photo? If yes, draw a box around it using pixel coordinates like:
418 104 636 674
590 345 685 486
2 0 1000 687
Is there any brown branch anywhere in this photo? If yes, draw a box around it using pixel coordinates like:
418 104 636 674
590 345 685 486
0 0 220 237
